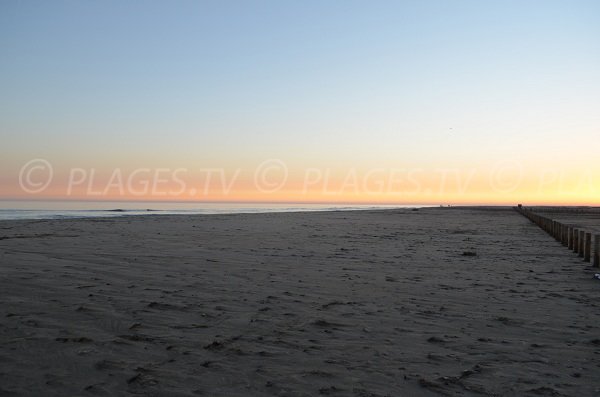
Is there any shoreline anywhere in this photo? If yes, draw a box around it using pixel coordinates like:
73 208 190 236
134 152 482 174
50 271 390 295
3 203 597 223
0 204 526 220
0 204 430 222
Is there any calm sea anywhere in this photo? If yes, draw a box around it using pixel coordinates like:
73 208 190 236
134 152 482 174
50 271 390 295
0 201 423 220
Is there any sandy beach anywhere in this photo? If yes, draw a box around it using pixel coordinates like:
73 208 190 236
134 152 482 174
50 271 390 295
1 207 599 396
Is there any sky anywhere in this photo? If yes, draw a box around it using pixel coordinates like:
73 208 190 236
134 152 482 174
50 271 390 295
1 0 599 205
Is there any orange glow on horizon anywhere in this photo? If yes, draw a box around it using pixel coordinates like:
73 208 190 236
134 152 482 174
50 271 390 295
3 160 598 206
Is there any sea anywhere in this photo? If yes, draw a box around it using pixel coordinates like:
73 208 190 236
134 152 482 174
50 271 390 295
0 200 424 221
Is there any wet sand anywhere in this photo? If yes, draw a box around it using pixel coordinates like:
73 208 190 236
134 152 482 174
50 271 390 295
1 208 599 396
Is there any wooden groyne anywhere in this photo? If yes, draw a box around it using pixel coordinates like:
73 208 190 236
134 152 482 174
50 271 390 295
515 204 599 268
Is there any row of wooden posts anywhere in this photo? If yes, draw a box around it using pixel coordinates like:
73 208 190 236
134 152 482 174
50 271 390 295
515 205 600 267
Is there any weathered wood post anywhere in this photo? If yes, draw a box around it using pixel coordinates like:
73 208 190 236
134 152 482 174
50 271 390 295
584 233 592 262
579 230 585 258
573 229 579 253
559 223 563 244
562 224 568 246
558 223 562 242
568 227 574 250
594 235 600 268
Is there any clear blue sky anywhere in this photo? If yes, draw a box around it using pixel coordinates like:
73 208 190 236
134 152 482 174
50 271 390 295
1 1 599 203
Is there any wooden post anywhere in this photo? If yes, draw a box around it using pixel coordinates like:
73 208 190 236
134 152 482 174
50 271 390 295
579 230 585 258
568 227 574 250
594 235 600 268
559 223 563 244
558 223 562 241
562 224 568 246
584 233 592 262
573 229 579 253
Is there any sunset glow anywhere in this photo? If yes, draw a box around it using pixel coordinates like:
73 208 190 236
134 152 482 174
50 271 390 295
1 1 599 205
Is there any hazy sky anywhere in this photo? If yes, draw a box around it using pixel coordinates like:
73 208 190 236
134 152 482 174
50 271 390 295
1 1 599 204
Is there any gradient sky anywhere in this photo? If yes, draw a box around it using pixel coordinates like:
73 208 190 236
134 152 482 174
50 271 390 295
1 0 599 204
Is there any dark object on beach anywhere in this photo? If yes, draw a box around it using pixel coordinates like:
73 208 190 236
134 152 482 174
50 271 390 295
462 251 477 257
426 336 446 343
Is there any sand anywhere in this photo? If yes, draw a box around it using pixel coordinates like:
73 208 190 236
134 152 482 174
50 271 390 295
1 207 599 396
